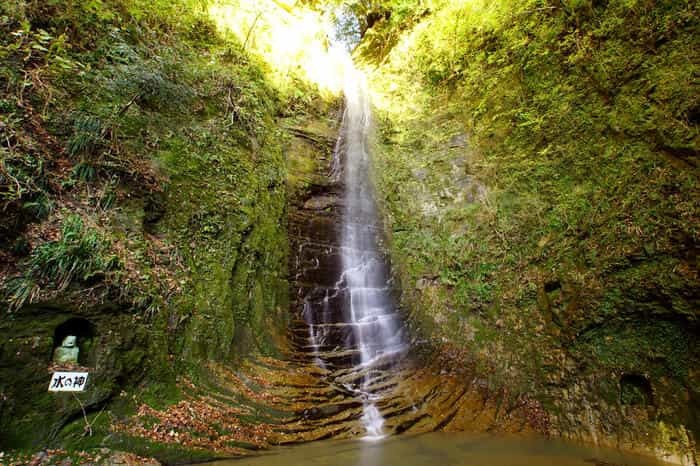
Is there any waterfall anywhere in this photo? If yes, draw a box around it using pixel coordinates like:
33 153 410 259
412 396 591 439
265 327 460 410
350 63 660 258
336 63 407 439
297 51 406 440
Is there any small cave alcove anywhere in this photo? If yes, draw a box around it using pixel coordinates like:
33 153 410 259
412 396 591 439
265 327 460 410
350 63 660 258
52 318 96 367
620 373 654 407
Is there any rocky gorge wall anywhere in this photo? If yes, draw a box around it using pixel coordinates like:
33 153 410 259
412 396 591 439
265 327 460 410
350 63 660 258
359 0 699 463
0 0 314 454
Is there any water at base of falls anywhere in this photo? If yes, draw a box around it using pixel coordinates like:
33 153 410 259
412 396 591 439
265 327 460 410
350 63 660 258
301 59 408 439
360 404 385 440
200 432 675 466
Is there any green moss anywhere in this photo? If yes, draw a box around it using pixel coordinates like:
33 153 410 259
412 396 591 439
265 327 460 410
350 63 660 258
0 0 341 457
576 320 691 380
365 0 699 453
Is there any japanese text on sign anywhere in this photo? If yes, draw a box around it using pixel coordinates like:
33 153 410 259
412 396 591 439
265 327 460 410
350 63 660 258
48 371 89 392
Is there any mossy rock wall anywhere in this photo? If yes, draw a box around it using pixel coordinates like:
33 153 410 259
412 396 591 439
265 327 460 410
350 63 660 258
363 0 699 461
0 0 303 450
167 143 290 363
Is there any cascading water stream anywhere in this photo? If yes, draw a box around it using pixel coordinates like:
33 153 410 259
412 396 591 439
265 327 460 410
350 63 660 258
329 59 407 439
296 50 407 440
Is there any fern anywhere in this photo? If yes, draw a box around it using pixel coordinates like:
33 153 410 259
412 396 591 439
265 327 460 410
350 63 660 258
113 65 193 112
68 114 104 157
23 215 121 294
21 192 53 219
4 277 40 311
71 161 97 182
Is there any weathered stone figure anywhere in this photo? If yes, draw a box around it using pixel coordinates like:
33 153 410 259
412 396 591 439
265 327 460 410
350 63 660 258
53 335 79 365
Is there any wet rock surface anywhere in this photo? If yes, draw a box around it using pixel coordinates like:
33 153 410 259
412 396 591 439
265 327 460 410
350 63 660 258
271 118 542 443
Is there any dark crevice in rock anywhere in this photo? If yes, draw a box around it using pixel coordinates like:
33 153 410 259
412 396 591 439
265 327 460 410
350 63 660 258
620 374 653 406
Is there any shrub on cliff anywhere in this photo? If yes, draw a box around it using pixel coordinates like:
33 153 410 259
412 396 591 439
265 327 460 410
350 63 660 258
5 214 120 310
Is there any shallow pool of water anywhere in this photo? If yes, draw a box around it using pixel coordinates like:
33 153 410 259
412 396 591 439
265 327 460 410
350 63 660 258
201 432 674 466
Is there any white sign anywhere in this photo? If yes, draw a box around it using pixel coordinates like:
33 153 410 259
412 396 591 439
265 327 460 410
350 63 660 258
48 371 89 392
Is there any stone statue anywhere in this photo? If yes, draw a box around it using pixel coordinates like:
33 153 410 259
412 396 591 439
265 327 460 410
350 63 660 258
53 335 79 365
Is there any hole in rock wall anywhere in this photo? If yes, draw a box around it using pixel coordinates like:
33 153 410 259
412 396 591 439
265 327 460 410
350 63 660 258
52 318 96 366
620 373 654 406
544 280 561 293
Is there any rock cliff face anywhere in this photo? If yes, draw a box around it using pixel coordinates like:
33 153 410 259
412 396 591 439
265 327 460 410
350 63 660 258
0 0 294 453
360 0 698 462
